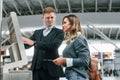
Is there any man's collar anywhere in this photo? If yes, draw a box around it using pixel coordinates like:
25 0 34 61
45 26 54 30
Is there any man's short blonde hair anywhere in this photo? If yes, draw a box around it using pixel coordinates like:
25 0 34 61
43 7 56 15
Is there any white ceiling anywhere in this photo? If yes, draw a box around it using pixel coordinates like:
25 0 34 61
2 0 120 17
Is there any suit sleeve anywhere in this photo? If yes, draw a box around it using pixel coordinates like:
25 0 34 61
24 30 39 49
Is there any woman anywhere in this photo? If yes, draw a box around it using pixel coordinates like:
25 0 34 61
53 14 90 80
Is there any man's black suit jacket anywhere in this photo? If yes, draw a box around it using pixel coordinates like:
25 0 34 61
25 27 64 77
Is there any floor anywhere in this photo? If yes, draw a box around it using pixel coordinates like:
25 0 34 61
60 77 120 80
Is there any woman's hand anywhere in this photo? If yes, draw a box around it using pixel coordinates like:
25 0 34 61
53 58 66 66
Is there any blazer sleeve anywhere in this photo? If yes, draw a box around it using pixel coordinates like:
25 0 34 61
24 30 39 49
72 37 90 67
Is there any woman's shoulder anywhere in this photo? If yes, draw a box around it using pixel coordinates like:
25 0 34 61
75 35 86 41
73 35 88 45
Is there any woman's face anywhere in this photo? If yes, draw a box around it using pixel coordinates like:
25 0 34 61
62 18 71 32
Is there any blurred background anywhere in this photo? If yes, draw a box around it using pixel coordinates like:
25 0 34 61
1 0 120 80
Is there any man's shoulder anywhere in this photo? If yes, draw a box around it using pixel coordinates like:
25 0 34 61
53 27 63 32
34 28 43 34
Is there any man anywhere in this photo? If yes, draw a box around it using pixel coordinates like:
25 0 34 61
23 7 64 80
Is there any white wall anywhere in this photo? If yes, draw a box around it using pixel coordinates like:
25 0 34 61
2 12 120 31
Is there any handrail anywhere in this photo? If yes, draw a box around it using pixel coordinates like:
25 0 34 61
87 24 119 50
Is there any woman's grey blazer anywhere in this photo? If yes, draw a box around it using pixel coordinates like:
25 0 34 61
63 36 90 79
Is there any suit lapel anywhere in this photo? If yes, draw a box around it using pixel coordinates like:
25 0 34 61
36 29 44 41
45 28 56 41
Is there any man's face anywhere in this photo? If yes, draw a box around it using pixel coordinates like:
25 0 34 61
42 12 56 27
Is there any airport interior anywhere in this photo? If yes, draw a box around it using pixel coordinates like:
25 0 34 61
0 0 120 80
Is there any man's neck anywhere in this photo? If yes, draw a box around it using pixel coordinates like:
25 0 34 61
45 26 54 29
